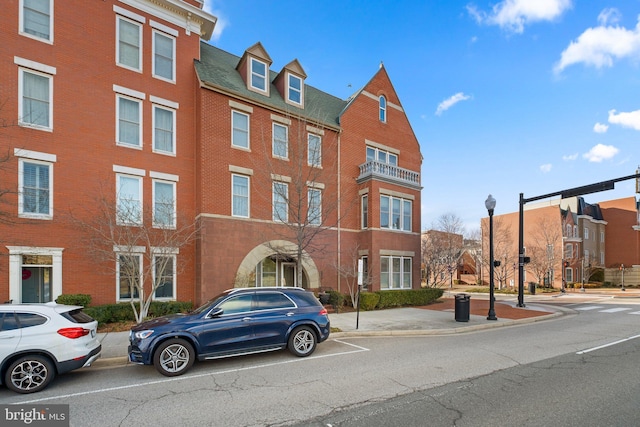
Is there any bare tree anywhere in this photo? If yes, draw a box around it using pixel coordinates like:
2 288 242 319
333 244 372 307
482 216 514 289
252 109 351 288
527 216 562 287
73 187 199 323
422 213 465 288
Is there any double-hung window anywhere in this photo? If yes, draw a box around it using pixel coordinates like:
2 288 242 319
250 58 267 93
21 0 52 42
232 111 249 149
19 158 53 218
153 104 175 154
380 256 411 289
273 123 288 159
232 174 249 218
153 179 176 228
380 195 412 231
361 194 368 229
116 174 142 225
153 30 175 82
272 182 288 222
288 74 302 105
153 251 176 299
19 67 53 130
117 253 141 300
308 188 321 225
117 94 142 148
116 16 142 71
308 134 321 167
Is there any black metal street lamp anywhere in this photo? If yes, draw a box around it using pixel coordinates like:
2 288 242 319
485 194 497 321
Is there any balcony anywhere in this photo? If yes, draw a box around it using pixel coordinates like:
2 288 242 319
357 160 421 190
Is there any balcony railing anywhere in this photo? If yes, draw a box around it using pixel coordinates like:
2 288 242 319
357 161 421 189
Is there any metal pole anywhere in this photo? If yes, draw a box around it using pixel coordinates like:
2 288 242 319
517 193 525 307
488 208 497 320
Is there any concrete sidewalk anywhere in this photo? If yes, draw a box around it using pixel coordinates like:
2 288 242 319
92 293 573 369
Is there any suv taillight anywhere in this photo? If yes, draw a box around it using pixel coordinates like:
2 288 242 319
58 327 90 339
319 308 328 316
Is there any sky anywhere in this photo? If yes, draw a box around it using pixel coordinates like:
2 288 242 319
202 0 640 234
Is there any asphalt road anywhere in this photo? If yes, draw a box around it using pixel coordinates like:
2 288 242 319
1 297 638 426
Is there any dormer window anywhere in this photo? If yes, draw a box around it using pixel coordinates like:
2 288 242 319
288 74 302 105
379 95 387 122
250 58 268 93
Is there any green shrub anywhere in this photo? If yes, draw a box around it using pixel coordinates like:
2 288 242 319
328 290 345 312
376 288 443 309
84 301 193 325
55 294 92 307
357 292 380 311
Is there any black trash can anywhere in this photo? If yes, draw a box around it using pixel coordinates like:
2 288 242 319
529 282 536 295
454 293 470 322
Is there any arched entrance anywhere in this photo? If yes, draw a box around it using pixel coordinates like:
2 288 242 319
234 240 320 289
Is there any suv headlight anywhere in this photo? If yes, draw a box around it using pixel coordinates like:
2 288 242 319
134 330 154 340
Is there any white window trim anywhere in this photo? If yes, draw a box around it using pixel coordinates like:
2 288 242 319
116 252 143 301
287 73 303 106
231 174 250 218
116 93 143 149
152 179 177 229
17 65 54 131
152 29 176 83
115 15 143 72
380 195 412 232
272 123 289 159
152 104 177 156
379 95 387 123
116 173 143 226
151 247 178 301
307 133 322 167
18 157 53 220
380 255 412 290
249 57 268 94
231 110 250 150
272 181 288 223
7 246 63 303
307 188 322 225
19 0 54 44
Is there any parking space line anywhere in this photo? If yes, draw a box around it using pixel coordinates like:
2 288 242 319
16 341 370 405
576 334 640 355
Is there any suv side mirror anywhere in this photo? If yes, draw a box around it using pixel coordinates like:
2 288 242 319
207 308 223 318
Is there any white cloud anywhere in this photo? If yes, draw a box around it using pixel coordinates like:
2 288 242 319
598 8 622 26
203 3 228 43
593 122 609 133
608 109 640 130
435 92 472 116
554 12 640 74
562 153 578 161
467 0 572 34
540 163 552 173
583 144 619 162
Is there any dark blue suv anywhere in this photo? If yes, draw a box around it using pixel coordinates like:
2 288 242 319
128 287 331 376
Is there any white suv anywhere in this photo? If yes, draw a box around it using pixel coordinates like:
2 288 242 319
0 302 101 394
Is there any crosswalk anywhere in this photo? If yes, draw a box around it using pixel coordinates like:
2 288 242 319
574 305 640 315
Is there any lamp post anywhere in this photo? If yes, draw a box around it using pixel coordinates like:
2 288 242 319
485 194 497 321
621 264 625 291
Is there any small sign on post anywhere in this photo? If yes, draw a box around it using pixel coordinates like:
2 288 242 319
356 259 363 329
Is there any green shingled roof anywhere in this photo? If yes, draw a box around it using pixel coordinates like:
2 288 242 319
196 42 348 128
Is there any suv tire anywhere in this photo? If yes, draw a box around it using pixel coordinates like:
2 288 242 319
5 355 55 394
153 338 195 376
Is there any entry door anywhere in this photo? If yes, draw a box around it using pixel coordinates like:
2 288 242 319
22 267 52 303
281 263 296 287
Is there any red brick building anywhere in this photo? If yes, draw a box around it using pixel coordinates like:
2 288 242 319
0 0 215 304
1 1 423 305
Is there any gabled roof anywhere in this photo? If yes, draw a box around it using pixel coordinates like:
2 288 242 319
196 43 347 128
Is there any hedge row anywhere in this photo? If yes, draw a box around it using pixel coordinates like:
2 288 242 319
55 294 192 324
330 288 444 311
